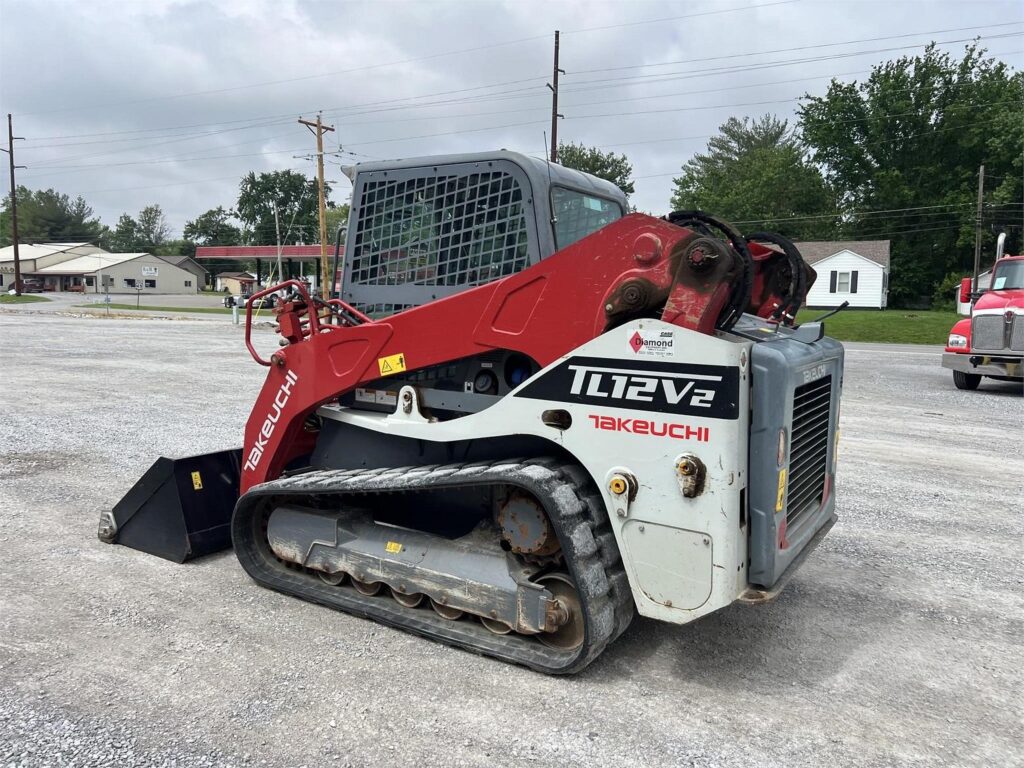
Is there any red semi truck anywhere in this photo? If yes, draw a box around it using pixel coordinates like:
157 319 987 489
943 234 1024 390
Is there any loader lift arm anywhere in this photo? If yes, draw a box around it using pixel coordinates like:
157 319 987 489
240 212 807 493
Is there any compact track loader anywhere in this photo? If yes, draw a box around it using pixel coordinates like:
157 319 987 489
100 151 843 674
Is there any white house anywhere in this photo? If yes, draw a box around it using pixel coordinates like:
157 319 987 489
797 240 891 309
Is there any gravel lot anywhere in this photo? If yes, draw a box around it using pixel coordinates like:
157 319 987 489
1 312 1021 768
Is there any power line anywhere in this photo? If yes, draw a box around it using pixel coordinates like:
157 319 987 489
17 29 1017 167
13 2 795 118
570 22 1021 76
18 146 316 179
559 1 797 34
556 32 1023 94
26 123 298 169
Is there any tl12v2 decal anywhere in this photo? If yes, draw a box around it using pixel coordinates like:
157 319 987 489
514 356 740 419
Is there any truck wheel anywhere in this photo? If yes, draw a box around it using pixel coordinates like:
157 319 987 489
953 370 981 390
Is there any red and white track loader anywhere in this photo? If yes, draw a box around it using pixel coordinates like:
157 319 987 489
100 151 843 674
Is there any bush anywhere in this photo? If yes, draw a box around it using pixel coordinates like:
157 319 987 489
932 271 964 309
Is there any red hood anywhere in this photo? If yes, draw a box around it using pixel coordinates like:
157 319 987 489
974 288 1024 311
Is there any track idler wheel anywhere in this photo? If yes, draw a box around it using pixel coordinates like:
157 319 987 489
536 573 585 651
430 598 464 620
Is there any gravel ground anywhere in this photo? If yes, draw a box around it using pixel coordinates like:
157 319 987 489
1 313 1021 768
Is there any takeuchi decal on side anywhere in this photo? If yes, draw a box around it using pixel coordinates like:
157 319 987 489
244 370 299 472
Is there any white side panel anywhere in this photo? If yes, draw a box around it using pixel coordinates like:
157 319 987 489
805 251 886 309
318 319 752 625
621 521 713 610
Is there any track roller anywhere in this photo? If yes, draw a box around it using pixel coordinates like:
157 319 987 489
430 598 464 620
391 589 426 608
318 570 346 586
351 578 383 596
481 617 513 635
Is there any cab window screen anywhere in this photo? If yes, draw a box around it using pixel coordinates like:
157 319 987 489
551 187 623 249
350 171 530 287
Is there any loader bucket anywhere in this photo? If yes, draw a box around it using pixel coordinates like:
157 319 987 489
98 449 242 563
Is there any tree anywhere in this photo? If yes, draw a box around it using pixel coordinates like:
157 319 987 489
236 171 328 245
557 142 635 196
136 204 170 248
108 213 139 252
183 206 241 280
324 204 351 241
0 186 107 246
669 115 837 240
799 44 1023 306
184 207 242 246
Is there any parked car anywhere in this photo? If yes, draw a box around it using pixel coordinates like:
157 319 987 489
21 278 44 293
246 294 277 310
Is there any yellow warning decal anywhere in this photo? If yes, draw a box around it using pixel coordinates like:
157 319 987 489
377 352 407 377
191 471 204 491
774 469 787 512
385 541 403 554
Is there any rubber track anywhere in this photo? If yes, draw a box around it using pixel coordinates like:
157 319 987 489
231 458 634 674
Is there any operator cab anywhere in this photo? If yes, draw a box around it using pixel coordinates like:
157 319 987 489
340 150 628 314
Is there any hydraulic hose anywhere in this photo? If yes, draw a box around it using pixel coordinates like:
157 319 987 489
664 210 755 331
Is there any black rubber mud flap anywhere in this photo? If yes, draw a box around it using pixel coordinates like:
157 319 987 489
99 449 242 563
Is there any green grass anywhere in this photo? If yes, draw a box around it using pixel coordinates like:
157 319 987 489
77 303 235 314
0 293 51 304
64 301 956 343
796 308 959 344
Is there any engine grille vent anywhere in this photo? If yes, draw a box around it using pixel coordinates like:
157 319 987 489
972 315 1007 351
787 375 832 532
1011 315 1024 351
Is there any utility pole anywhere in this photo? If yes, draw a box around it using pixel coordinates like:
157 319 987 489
547 31 564 163
972 164 985 292
298 113 335 296
3 114 26 295
273 202 284 283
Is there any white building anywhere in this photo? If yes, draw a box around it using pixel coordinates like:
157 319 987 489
0 243 106 290
797 240 891 309
34 252 199 294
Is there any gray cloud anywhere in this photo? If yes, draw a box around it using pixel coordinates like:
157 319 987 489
2 0 1021 237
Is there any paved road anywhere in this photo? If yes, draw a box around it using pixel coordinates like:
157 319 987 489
0 314 1020 767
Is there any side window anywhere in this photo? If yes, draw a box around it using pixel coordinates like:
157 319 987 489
123 278 136 288
144 279 156 288
185 280 192 287
550 187 623 249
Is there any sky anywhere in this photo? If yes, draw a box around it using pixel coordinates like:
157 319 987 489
1 0 1021 241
